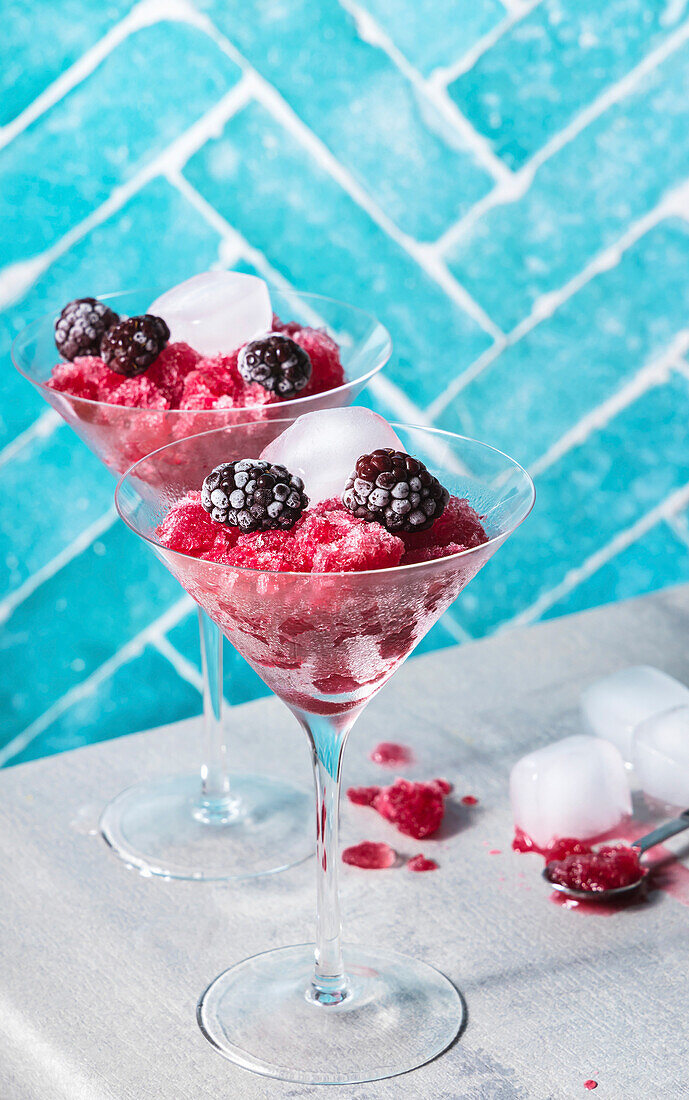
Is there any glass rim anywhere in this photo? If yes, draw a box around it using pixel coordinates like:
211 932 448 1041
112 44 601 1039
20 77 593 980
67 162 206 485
114 419 536 581
10 285 392 416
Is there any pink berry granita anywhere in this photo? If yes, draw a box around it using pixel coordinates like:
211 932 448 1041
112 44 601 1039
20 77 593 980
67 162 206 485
49 317 344 411
547 842 643 893
159 494 486 575
153 428 491 715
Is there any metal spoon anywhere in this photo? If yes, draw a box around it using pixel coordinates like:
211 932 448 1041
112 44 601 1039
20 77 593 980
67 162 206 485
542 808 689 902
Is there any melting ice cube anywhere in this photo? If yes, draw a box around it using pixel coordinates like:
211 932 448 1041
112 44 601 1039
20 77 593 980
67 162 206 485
260 407 404 505
510 735 631 848
581 665 689 763
633 706 689 810
149 272 272 356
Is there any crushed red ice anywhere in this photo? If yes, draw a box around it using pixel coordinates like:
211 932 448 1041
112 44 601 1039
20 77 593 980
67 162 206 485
159 493 486 575
547 845 643 893
347 777 449 839
48 322 345 410
341 841 396 869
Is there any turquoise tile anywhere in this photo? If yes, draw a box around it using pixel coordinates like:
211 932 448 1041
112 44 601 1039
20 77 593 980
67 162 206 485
451 373 689 636
6 645 200 766
0 521 183 747
412 615 461 656
195 0 492 240
445 36 689 330
3 177 222 447
1 0 135 126
0 22 240 267
543 521 689 622
355 0 504 76
183 100 492 405
439 220 689 467
0 423 113 598
166 612 268 707
449 0 689 169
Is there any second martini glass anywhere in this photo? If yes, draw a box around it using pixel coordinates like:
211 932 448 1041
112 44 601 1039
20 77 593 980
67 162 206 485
12 287 390 880
116 419 534 1083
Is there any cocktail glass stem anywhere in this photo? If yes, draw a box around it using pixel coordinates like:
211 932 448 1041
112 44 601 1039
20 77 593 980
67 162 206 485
295 710 357 1006
195 609 238 824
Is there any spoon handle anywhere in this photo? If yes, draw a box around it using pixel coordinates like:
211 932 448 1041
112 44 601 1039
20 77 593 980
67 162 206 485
634 809 689 855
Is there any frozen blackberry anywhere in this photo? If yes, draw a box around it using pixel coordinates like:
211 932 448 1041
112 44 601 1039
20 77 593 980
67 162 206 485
55 298 119 360
238 333 312 399
343 449 449 534
100 314 170 377
201 460 308 533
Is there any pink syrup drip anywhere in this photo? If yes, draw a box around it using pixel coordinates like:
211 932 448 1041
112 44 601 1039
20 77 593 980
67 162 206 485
369 741 414 767
584 1081 598 1090
461 794 479 806
408 854 438 872
342 841 396 869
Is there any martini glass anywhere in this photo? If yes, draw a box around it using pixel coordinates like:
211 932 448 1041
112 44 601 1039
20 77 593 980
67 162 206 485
115 419 534 1083
12 289 390 880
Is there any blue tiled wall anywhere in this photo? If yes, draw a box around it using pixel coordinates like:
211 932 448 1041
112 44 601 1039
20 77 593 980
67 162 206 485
3 0 689 766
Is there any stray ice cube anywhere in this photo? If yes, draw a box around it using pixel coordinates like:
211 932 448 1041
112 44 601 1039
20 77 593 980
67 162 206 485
581 666 689 763
149 272 272 356
260 407 404 505
633 706 689 810
510 735 631 849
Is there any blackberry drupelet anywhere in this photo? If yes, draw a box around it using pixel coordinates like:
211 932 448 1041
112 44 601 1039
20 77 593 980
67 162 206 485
100 314 170 377
237 333 312 399
343 449 449 533
201 460 308 533
55 298 119 360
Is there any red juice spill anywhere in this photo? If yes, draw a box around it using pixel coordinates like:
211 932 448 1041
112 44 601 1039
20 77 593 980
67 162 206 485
461 794 479 806
342 841 396 869
370 741 414 767
408 854 438 873
584 1081 597 1091
489 849 501 856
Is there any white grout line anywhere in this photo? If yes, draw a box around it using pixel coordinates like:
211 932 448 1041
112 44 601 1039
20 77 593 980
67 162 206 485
338 0 513 186
0 508 117 626
505 476 689 630
427 175 689 419
0 76 253 311
434 16 689 257
151 634 204 692
0 595 195 767
529 340 689 477
0 0 204 153
0 410 60 469
429 0 543 89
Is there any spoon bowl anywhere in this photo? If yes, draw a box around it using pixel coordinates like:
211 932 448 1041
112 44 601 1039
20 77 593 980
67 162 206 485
541 864 645 903
541 808 689 903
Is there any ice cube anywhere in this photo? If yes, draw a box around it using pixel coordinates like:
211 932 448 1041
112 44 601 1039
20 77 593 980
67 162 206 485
260 407 404 505
581 666 689 763
633 706 689 810
510 735 631 849
149 272 272 356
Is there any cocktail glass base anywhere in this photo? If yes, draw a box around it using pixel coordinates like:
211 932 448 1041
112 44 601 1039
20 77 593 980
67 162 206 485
99 773 312 881
197 943 463 1084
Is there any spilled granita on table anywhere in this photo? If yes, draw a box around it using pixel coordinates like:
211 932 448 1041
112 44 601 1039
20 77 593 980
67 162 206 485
346 778 452 839
48 272 345 411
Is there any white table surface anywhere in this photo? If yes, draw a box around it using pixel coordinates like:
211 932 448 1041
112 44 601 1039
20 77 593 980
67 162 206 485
2 586 689 1099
